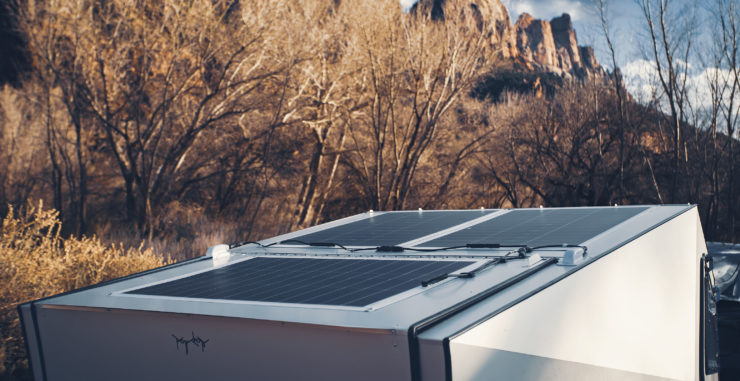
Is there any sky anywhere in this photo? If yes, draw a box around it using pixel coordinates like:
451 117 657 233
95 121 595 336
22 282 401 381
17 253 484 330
400 0 644 64
402 0 732 118
399 0 681 71
501 0 651 68
498 0 727 111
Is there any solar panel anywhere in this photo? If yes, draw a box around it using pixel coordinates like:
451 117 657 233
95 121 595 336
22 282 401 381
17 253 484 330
126 257 475 307
423 207 649 248
286 210 493 247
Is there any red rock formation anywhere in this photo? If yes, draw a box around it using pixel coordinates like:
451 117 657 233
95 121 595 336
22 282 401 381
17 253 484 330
514 13 558 70
550 14 581 72
412 1 605 80
514 12 604 79
579 46 600 72
413 0 519 58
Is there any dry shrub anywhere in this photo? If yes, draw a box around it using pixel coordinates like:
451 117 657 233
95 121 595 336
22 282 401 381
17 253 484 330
0 201 168 376
92 201 243 261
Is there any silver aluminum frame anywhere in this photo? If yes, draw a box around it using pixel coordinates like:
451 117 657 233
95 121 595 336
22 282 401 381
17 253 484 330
114 255 489 312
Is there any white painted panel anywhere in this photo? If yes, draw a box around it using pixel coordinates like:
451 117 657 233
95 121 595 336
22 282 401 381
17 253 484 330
451 209 701 381
36 307 409 381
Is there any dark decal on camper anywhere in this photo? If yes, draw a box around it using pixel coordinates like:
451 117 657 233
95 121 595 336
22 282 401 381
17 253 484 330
172 332 209 355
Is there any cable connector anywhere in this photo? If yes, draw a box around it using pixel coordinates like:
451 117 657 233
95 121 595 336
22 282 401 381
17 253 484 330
376 245 405 252
308 242 340 247
466 243 501 249
421 273 449 287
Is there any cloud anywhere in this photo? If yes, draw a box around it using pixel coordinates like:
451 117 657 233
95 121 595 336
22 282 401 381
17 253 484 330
688 67 737 111
622 59 659 102
399 0 417 11
623 58 735 108
622 58 739 133
501 0 592 22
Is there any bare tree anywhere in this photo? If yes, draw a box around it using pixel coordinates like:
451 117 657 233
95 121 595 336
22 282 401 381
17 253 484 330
0 86 46 212
637 0 697 202
597 0 625 202
284 0 363 228
341 0 488 210
714 0 740 239
21 0 297 237
18 2 93 234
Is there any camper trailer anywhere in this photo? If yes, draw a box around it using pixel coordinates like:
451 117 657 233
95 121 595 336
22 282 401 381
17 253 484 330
19 205 718 380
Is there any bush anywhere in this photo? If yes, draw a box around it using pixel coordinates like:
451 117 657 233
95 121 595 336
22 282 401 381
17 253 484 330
0 201 167 377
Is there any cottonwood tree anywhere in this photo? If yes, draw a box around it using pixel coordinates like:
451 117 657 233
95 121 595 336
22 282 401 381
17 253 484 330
0 87 48 214
479 82 653 208
471 92 550 208
705 0 740 240
716 0 740 240
18 2 93 235
21 0 297 237
416 97 499 209
637 0 698 202
595 0 662 202
283 0 364 229
341 0 488 211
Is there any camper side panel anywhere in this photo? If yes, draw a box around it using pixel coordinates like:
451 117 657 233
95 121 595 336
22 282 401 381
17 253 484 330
33 307 410 381
449 209 703 381
17 303 44 381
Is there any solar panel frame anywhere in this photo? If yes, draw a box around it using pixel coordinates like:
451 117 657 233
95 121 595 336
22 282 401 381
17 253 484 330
279 210 495 247
423 207 649 248
121 256 479 309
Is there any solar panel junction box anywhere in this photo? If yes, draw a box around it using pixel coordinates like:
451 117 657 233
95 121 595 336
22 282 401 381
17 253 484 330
557 247 586 266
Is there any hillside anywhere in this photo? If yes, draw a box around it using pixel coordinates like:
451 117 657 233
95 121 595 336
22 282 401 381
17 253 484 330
0 0 736 251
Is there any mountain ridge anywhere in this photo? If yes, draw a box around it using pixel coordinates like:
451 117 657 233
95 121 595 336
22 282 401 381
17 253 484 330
413 0 606 80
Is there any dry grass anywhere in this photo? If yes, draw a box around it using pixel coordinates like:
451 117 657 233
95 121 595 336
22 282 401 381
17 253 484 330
0 201 168 377
93 201 244 261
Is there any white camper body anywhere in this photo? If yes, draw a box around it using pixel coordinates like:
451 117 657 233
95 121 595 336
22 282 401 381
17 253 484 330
19 205 718 381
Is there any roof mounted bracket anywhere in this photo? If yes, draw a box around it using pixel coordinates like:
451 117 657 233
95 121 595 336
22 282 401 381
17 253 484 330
557 247 586 266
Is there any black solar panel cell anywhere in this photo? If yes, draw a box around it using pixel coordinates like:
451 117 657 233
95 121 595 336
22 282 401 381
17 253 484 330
126 257 475 307
286 210 493 247
423 207 649 248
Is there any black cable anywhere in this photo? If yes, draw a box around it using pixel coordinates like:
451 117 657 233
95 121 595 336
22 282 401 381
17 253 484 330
454 257 505 278
421 257 509 286
278 239 350 251
231 240 587 258
361 243 530 253
353 245 457 253
228 241 277 249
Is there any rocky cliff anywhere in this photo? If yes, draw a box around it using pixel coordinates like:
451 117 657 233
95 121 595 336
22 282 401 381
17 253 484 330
413 0 605 80
515 12 604 80
412 0 519 58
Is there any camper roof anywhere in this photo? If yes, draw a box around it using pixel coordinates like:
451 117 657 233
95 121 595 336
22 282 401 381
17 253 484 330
32 205 691 332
